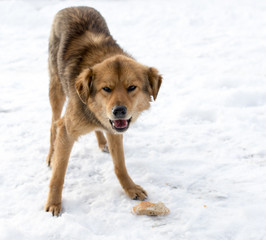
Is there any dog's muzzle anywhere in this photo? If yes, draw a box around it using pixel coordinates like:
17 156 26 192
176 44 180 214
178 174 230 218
109 119 131 132
110 105 131 132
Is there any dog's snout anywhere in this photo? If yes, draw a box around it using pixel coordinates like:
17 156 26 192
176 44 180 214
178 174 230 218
112 105 127 118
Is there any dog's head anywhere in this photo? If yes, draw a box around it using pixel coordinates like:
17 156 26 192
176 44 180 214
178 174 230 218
75 55 162 133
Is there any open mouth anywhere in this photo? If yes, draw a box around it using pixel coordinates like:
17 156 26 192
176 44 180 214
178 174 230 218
109 118 131 132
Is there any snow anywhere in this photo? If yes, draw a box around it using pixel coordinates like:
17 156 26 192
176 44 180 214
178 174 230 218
1 0 266 239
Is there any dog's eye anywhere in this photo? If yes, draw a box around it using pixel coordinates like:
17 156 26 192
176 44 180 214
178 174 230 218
103 87 112 93
127 85 137 92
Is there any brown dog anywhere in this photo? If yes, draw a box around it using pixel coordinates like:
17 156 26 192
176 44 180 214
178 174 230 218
45 6 162 216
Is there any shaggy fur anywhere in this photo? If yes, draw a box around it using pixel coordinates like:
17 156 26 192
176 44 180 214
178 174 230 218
45 6 162 216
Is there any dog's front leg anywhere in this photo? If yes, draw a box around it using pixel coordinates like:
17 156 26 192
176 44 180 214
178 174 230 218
106 133 147 200
45 118 75 216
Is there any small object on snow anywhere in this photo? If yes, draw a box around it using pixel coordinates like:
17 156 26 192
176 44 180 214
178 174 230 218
133 201 170 216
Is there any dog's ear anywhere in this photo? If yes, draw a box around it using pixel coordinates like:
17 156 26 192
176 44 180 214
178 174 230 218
75 68 94 104
148 67 162 101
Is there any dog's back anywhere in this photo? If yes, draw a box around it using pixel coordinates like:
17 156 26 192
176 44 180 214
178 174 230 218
49 7 123 96
52 7 110 40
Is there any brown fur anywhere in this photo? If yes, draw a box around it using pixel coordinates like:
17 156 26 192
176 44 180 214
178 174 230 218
45 6 162 216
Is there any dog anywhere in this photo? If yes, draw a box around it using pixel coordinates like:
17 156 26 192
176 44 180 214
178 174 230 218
45 6 162 216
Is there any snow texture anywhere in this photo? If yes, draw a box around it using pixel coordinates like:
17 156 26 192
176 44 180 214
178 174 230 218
1 0 266 239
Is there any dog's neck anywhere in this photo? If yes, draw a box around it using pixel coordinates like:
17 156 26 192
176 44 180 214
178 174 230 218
82 33 133 67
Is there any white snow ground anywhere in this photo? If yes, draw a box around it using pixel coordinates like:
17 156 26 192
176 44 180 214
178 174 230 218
1 0 266 239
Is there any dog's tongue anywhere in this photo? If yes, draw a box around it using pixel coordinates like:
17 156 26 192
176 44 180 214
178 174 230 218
113 120 128 129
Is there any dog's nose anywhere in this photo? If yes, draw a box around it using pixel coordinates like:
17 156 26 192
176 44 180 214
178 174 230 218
112 105 127 118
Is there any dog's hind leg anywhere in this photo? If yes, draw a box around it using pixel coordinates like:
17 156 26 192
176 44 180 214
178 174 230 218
95 131 109 153
46 72 66 167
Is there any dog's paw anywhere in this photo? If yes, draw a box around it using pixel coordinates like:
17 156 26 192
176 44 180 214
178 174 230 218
126 185 148 201
100 144 109 153
46 154 53 168
45 202 61 216
46 157 51 167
